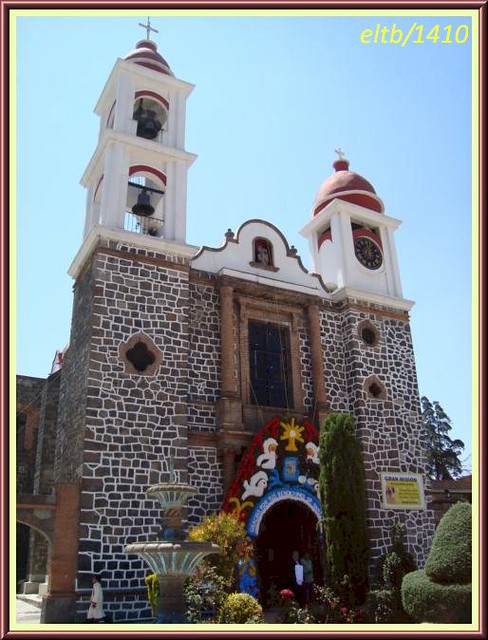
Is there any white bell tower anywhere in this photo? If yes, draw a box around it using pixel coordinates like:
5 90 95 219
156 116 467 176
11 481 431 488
300 152 405 303
80 23 196 246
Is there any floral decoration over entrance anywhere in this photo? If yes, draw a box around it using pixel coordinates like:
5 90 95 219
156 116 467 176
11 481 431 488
223 416 322 598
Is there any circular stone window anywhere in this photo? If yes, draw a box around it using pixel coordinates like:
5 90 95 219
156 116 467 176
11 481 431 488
358 321 379 347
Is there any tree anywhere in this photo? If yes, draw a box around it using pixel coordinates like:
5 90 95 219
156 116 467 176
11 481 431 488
318 413 370 606
421 396 465 480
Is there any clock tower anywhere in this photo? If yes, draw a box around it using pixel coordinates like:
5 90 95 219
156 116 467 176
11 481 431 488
300 153 404 303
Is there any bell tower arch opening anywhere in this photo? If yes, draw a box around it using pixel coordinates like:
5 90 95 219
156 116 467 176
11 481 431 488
254 499 324 605
126 167 166 236
132 95 168 141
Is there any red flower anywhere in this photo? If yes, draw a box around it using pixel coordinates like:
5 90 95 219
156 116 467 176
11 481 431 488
280 589 295 600
340 606 349 614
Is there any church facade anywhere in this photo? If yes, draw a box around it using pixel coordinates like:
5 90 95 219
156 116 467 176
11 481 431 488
16 35 435 623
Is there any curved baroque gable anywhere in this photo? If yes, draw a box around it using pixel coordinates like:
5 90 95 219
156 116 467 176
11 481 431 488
192 220 328 297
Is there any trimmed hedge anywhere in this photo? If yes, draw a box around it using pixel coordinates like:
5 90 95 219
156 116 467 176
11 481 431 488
424 502 471 584
401 570 471 623
401 501 472 623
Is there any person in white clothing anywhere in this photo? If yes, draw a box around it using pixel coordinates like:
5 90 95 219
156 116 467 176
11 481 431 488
86 575 105 622
288 550 304 604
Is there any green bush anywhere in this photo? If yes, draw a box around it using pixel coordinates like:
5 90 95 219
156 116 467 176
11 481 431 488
217 592 264 624
424 502 471 584
401 570 471 623
401 502 472 623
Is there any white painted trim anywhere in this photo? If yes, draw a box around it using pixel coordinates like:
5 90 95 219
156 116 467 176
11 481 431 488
300 198 402 239
80 130 197 187
330 285 414 312
217 268 329 298
94 59 195 115
68 225 198 279
313 189 385 216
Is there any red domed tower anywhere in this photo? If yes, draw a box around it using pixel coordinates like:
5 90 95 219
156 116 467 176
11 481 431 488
301 151 404 302
313 154 383 218
124 38 174 76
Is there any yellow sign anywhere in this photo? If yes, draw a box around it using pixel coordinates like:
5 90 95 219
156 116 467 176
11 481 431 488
381 473 425 509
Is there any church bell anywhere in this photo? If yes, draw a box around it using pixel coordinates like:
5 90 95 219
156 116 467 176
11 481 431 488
132 188 155 217
134 100 162 140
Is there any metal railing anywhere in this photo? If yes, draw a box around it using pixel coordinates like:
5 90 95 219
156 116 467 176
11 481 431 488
124 212 164 237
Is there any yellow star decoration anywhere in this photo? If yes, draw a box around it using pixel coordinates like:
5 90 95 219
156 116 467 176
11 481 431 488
280 418 305 452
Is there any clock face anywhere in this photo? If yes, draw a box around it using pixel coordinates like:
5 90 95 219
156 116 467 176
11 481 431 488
354 236 383 270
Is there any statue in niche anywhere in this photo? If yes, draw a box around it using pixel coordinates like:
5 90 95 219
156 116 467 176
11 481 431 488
254 239 272 266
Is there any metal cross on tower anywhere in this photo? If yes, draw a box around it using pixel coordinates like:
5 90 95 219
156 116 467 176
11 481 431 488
138 17 159 40
334 147 346 160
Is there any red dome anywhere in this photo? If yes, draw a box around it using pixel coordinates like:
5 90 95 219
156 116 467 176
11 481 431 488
124 40 173 76
313 159 383 216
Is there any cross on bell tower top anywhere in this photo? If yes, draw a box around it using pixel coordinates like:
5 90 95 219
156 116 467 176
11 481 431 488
138 17 159 41
333 147 349 172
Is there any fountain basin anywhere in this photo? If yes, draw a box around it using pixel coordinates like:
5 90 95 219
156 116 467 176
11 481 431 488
124 541 219 576
146 483 197 508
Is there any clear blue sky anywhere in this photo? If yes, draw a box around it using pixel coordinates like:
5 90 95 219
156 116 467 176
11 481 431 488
14 11 475 471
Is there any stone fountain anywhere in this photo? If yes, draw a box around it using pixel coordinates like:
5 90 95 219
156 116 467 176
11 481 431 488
125 480 219 623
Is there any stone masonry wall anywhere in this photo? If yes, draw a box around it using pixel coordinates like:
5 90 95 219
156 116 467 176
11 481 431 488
321 308 353 415
71 240 193 622
187 446 224 525
187 278 220 432
16 376 45 494
298 322 314 415
34 370 61 495
339 304 435 567
55 262 95 483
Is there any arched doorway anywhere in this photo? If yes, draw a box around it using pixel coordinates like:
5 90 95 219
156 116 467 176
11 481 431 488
254 499 324 605
17 523 29 589
223 416 323 601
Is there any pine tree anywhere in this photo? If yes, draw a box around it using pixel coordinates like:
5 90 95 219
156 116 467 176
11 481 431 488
318 413 370 605
421 396 465 480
